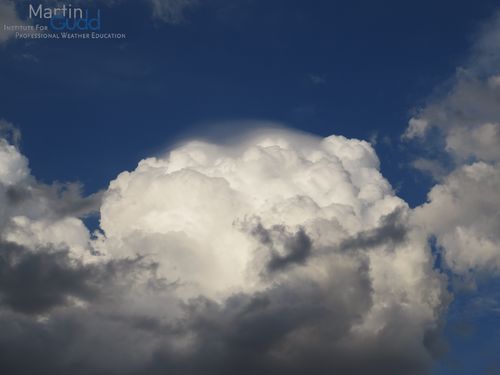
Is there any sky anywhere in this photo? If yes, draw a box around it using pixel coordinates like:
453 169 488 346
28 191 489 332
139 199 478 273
1 1 500 374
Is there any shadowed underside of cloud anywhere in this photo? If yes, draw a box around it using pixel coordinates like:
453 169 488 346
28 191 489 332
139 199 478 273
0 241 98 314
0 240 153 315
248 222 313 272
338 207 408 252
0 125 447 374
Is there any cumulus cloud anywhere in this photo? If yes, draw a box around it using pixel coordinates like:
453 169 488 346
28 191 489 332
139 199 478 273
404 11 500 282
404 12 500 165
1 5 498 373
98 129 427 300
0 125 447 374
0 136 102 260
414 162 500 275
405 71 500 164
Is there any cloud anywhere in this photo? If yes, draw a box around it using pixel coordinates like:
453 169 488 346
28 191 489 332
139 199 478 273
247 222 313 272
0 241 99 315
0 0 25 44
1 5 498 373
414 162 500 275
411 158 447 181
0 135 30 186
149 0 199 23
0 125 447 374
0 0 201 35
403 118 429 140
403 11 500 285
404 12 500 166
338 207 408 252
87 0 201 23
95 128 448 373
405 72 500 164
308 73 327 85
0 135 99 261
0 119 21 146
468 11 500 75
5 182 102 219
80 0 201 23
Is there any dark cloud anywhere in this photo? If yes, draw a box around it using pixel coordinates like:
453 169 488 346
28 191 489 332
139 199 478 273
267 228 311 271
0 241 98 314
145 260 437 375
339 208 408 252
5 185 31 205
0 241 155 315
249 223 312 272
5 182 102 219
49 183 103 218
169 275 372 375
0 234 439 375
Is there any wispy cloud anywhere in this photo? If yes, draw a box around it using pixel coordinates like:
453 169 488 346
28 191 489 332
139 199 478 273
308 73 327 85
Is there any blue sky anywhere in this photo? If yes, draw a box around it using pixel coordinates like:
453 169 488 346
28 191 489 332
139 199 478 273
1 1 500 374
1 0 497 201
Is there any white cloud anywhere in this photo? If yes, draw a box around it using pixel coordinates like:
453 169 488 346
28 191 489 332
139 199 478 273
414 162 500 275
405 73 500 163
404 14 500 165
96 126 446 367
1 5 499 372
100 129 402 298
0 137 97 263
403 12 500 285
0 138 29 186
0 125 447 373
